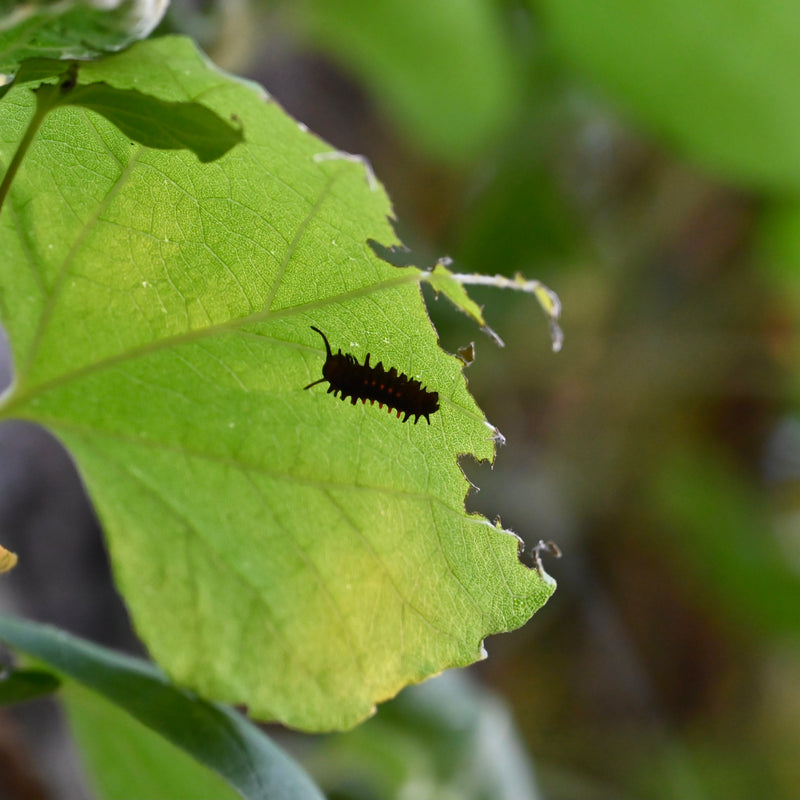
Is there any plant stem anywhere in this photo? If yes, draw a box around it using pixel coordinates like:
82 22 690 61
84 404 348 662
0 81 62 214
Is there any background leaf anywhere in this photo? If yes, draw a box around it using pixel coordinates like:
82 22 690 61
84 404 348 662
64 682 242 800
0 615 325 800
534 0 800 192
291 0 520 162
650 447 800 637
0 35 554 731
306 671 543 800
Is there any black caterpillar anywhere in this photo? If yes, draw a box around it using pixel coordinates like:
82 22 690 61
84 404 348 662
304 326 440 424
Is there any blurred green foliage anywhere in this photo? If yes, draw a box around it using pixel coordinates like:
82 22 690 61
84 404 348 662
535 0 799 193
289 0 520 163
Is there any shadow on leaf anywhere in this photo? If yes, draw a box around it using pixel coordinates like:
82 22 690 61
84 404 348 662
65 82 243 162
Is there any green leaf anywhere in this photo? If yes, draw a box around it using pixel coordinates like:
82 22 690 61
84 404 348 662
293 0 520 162
535 0 800 192
0 666 61 704
0 615 325 800
0 35 554 731
0 0 166 73
64 682 241 800
424 262 488 329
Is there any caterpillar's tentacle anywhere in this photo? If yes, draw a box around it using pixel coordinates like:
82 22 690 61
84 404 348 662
309 325 333 358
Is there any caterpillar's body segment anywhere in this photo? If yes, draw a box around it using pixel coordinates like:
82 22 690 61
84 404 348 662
304 326 440 424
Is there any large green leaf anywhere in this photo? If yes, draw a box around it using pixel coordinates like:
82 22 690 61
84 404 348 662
0 36 554 731
0 615 324 800
535 0 799 193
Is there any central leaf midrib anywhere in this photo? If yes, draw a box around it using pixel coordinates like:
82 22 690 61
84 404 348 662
2 269 422 418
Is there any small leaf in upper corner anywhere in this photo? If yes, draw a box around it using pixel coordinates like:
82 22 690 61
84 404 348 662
0 0 167 73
